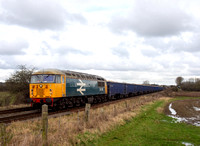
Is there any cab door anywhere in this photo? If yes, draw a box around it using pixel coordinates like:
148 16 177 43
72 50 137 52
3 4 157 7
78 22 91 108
61 75 66 97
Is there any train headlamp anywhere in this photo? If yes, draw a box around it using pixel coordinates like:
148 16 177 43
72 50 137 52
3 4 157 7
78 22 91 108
50 89 52 96
40 84 43 88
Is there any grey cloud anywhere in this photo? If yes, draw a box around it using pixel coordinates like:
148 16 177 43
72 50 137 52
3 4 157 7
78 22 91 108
55 46 91 56
109 0 193 37
145 32 200 53
0 59 11 69
0 56 19 69
40 42 92 56
144 38 170 50
141 48 160 57
0 39 29 55
111 43 129 58
0 0 87 30
41 41 51 55
173 33 200 52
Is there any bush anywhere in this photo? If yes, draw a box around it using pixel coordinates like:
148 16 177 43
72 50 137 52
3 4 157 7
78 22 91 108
0 82 8 92
5 65 35 103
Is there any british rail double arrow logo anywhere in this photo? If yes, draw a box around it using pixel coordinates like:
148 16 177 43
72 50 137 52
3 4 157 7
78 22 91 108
77 79 86 95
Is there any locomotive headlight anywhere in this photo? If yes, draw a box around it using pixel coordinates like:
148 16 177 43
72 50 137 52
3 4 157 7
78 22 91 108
40 84 43 88
50 89 52 96
31 89 33 96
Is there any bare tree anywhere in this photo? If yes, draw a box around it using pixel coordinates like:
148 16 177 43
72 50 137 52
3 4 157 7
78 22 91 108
143 80 150 85
5 65 35 102
189 78 195 83
195 78 200 83
175 76 184 86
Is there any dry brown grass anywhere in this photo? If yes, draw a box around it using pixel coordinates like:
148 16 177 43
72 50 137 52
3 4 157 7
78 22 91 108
172 91 200 97
0 104 29 110
5 92 169 146
156 97 171 113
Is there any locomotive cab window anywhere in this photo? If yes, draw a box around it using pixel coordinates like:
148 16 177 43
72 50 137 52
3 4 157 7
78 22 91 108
30 75 61 83
43 75 54 83
55 75 61 83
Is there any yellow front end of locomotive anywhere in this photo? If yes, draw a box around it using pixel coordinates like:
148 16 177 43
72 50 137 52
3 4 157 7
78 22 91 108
29 83 65 99
29 70 66 99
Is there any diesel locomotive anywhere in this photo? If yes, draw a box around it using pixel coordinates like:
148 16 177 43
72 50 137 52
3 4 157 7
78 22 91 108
29 69 163 109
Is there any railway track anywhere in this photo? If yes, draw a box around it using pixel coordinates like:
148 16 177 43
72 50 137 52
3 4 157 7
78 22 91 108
0 92 161 124
0 107 33 115
0 110 40 123
0 107 78 124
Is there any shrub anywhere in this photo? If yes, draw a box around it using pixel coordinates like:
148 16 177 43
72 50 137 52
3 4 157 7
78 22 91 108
5 65 35 103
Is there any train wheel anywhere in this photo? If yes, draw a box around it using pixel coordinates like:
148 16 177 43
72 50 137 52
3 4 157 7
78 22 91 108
66 99 73 108
75 98 81 107
93 97 97 104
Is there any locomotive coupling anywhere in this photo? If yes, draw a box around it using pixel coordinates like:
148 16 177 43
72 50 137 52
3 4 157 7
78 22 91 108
45 98 52 104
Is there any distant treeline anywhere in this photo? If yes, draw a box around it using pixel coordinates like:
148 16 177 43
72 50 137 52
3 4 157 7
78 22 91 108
181 80 200 91
176 77 200 91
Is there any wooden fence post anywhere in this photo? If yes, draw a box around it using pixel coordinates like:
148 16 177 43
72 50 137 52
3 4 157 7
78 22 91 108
100 108 104 114
125 101 128 108
113 105 117 116
42 104 48 146
77 110 80 122
85 103 91 122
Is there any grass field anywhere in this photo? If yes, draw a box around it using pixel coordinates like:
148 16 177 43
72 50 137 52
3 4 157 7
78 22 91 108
0 91 14 106
0 91 28 109
83 98 200 145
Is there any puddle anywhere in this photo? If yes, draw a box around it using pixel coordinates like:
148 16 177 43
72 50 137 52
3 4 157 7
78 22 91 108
169 103 176 115
167 100 200 127
193 106 200 111
182 142 194 146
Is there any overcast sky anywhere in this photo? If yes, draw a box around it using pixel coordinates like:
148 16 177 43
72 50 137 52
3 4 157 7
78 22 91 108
0 0 200 85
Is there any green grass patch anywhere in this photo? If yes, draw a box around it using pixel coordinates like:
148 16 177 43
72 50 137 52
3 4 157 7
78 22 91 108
83 99 200 146
175 96 200 100
0 91 17 106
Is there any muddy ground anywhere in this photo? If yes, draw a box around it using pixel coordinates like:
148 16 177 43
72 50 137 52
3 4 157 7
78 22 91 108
164 99 200 126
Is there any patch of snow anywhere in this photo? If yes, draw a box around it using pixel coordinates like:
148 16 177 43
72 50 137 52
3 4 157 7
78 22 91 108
182 142 194 146
193 121 200 127
169 103 176 115
193 106 200 111
168 102 200 127
169 115 188 123
169 115 200 127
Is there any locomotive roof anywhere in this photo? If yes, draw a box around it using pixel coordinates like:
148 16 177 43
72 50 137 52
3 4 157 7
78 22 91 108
62 70 105 81
33 69 65 75
33 69 106 81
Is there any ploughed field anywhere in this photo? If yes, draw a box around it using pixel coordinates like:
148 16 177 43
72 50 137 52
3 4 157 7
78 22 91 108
164 99 200 126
